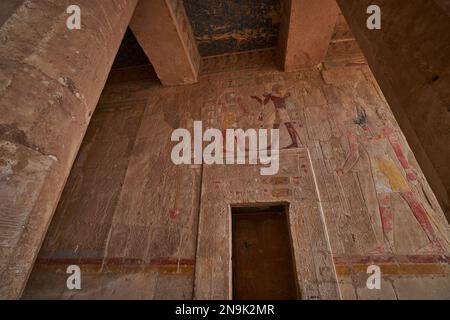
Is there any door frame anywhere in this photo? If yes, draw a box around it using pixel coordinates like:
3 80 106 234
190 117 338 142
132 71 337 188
193 150 341 300
229 202 301 299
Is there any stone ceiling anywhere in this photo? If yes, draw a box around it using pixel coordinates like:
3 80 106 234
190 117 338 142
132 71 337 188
182 0 281 57
112 1 357 70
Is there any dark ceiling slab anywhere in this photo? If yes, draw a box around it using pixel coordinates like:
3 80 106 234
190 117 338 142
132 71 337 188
183 0 281 57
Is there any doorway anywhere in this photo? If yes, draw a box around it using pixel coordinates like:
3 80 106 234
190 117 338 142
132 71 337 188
231 204 298 300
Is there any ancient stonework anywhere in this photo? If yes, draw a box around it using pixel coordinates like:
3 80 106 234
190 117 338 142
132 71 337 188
23 57 450 299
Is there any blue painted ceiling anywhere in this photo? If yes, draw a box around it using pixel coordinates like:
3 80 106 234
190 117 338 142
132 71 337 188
183 0 281 57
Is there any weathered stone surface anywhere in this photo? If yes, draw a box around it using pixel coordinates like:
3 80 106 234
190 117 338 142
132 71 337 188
337 0 450 220
0 0 138 299
279 0 339 71
130 0 200 86
394 276 450 300
0 0 25 27
0 141 54 248
194 151 340 300
24 55 450 299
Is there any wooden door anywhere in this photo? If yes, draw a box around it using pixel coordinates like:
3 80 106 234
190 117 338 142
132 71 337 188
232 207 298 300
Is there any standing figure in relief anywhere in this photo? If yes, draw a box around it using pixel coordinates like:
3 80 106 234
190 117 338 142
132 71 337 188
218 90 249 153
337 105 443 254
251 83 303 149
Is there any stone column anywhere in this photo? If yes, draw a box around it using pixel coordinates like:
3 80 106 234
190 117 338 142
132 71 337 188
130 0 201 86
0 0 138 298
278 0 339 71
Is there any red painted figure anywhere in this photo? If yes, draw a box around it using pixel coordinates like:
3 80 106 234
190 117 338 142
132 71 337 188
251 84 302 149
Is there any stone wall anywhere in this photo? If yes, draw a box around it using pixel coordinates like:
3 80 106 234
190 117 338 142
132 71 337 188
337 0 450 221
24 57 450 299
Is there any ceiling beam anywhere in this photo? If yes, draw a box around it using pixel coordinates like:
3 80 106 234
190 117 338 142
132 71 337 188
279 0 339 71
130 0 200 86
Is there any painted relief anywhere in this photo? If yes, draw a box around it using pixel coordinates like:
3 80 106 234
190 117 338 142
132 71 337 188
27 60 450 299
336 105 444 254
209 69 448 257
251 84 303 149
183 0 281 56
168 0 201 72
215 82 304 151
